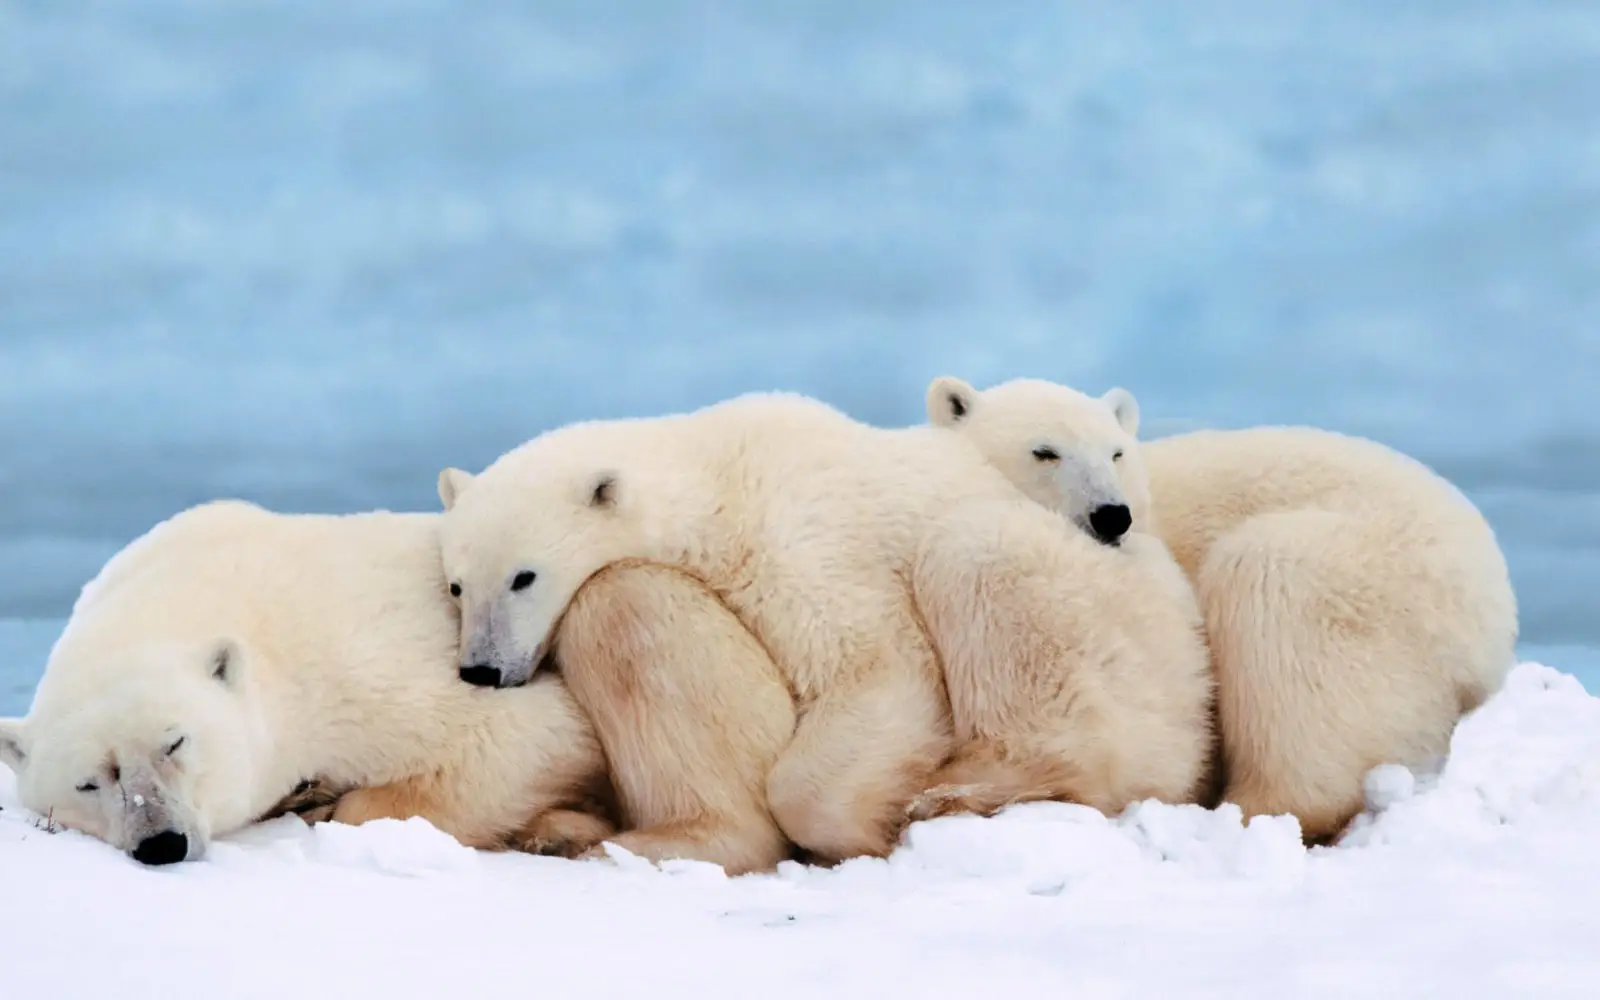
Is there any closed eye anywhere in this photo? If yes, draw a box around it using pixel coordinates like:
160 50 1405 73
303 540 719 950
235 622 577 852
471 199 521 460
1112 449 1124 461
76 780 99 794
1031 446 1060 462
164 736 186 757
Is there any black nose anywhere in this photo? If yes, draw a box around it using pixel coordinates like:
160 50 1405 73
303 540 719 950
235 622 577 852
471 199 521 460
459 664 503 688
131 830 189 866
1088 503 1132 545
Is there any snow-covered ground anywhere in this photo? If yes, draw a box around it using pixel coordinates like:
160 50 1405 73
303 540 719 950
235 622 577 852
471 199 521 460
1 661 1597 997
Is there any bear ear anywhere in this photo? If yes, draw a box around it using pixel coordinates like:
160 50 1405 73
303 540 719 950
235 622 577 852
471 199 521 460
1102 387 1140 437
587 471 619 510
927 376 977 427
438 468 476 511
208 637 243 686
0 718 27 772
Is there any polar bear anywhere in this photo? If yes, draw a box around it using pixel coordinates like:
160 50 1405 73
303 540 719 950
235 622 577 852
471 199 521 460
905 496 1216 822
436 391 1214 861
927 375 1519 841
0 501 793 872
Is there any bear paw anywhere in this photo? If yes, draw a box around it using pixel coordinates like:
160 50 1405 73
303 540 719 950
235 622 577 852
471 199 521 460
255 777 348 825
511 808 615 859
905 783 988 823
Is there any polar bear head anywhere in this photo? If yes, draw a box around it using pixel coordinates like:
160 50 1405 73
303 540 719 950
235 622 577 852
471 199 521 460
927 375 1150 545
0 636 264 866
437 421 658 690
0 502 298 865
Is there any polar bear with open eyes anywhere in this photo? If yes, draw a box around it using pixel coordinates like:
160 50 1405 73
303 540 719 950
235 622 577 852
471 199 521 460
436 391 1216 862
927 374 1518 841
0 500 799 874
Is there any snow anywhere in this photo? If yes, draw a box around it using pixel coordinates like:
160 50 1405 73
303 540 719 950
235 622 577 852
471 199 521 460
3 661 1598 997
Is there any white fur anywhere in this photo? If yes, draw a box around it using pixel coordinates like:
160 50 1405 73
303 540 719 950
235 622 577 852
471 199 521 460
907 496 1216 822
0 501 605 862
930 375 1519 840
439 390 1213 859
554 561 798 874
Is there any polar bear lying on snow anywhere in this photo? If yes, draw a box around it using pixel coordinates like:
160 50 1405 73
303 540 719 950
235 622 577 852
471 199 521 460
0 501 797 872
927 374 1518 841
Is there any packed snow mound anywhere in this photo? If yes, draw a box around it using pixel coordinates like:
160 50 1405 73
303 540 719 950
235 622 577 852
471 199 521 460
1 662 1597 999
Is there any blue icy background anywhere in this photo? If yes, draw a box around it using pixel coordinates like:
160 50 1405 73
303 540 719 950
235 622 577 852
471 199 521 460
2 1 1598 711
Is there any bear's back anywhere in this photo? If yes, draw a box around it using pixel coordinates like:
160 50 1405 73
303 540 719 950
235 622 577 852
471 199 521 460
699 397 1022 537
1144 425 1493 551
45 505 454 700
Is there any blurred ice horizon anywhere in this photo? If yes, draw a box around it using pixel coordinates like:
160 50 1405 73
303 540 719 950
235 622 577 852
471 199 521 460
1 1 1597 658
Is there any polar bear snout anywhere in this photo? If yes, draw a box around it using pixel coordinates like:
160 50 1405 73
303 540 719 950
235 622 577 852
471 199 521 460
131 829 189 866
457 635 546 689
456 596 551 689
115 771 204 865
1087 503 1132 546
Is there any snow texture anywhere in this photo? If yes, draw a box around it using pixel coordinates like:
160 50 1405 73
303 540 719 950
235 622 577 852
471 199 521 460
2 661 1597 997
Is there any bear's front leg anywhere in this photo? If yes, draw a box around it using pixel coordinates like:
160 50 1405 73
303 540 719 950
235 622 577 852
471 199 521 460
318 779 507 850
765 651 953 863
556 561 798 875
324 782 437 829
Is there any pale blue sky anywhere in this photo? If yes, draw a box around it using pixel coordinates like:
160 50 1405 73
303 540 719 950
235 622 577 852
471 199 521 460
1 0 1596 662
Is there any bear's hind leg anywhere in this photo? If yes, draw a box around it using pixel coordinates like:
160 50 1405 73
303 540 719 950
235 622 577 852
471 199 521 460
1202 508 1463 843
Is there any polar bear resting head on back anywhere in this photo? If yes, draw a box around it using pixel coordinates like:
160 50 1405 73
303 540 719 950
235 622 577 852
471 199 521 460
926 375 1148 546
0 500 608 866
434 414 682 691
